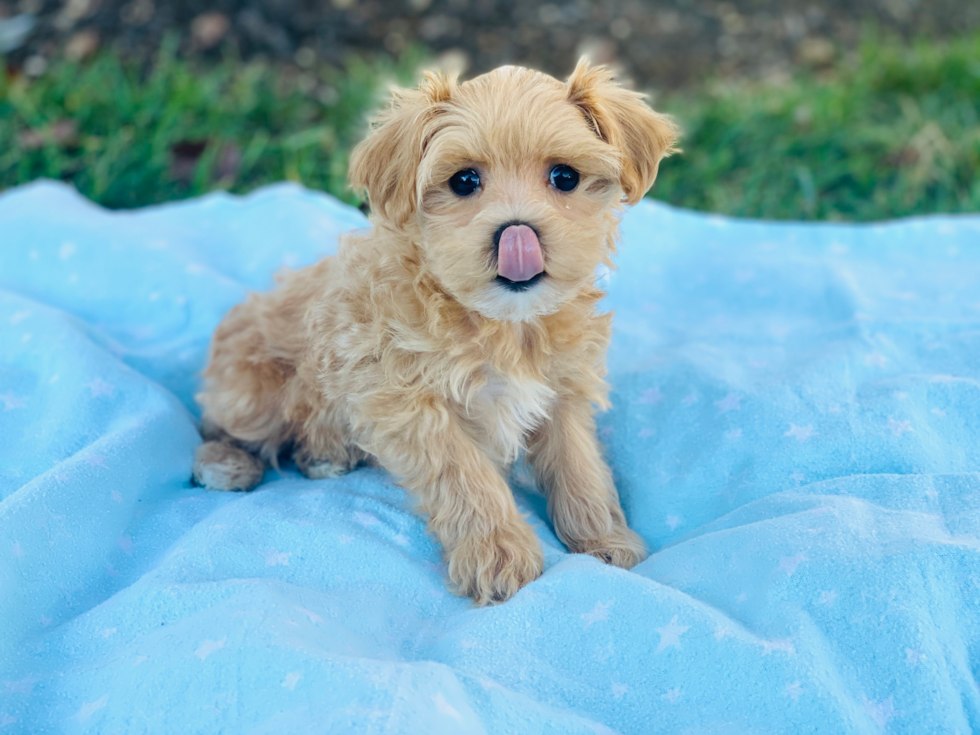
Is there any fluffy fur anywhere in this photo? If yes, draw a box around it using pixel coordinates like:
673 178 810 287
193 59 678 605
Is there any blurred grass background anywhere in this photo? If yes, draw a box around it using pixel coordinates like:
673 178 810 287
1 30 979 220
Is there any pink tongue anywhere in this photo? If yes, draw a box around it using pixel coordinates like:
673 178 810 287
497 225 544 282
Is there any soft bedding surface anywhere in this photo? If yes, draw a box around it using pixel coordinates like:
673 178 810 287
1 181 979 734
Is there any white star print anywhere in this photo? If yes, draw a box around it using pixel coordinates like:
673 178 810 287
353 511 380 527
785 424 816 442
905 648 925 666
862 696 901 729
295 606 323 625
337 534 354 544
638 428 655 439
760 638 795 655
594 643 614 661
713 626 732 641
681 393 698 406
59 242 76 260
117 535 133 555
790 471 805 484
785 681 803 700
726 428 742 439
864 352 888 368
195 638 226 661
86 453 109 468
655 615 690 652
100 627 116 638
12 542 23 558
931 408 946 417
0 392 26 411
72 695 107 723
282 672 303 691
714 393 741 413
777 552 808 576
431 693 462 720
666 515 682 531
4 675 38 695
886 418 914 436
639 387 664 405
661 687 682 703
86 378 115 398
0 714 18 727
9 310 30 325
924 489 939 500
611 682 629 699
262 548 291 567
735 592 748 603
392 533 410 546
111 490 123 503
581 601 612 628
819 590 838 606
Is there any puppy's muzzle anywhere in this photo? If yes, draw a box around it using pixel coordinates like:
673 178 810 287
494 223 545 291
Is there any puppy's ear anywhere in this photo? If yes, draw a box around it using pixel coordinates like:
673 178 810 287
349 72 455 224
566 59 679 205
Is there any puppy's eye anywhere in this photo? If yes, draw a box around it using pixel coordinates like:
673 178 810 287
549 164 579 192
449 169 481 196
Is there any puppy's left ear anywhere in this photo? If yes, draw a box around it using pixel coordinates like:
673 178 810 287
567 59 679 205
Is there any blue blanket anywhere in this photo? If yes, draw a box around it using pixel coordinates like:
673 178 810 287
2 181 979 734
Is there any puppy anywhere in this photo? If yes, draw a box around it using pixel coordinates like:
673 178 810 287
193 60 678 605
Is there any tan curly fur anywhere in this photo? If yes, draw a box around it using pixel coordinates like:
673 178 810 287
194 59 678 605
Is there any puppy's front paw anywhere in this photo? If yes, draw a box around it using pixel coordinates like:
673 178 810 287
447 521 543 606
574 525 648 569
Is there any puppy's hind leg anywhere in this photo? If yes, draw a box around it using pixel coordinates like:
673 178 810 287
193 440 265 492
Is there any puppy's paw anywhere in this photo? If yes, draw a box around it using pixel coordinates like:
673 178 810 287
297 458 350 480
574 525 648 569
193 441 264 492
447 521 543 606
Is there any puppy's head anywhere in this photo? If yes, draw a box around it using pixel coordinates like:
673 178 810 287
349 60 678 322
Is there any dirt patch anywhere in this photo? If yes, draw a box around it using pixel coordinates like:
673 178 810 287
2 0 978 88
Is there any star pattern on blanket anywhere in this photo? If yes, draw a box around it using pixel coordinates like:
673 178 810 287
784 424 816 442
886 418 914 437
0 391 27 410
262 548 291 567
4 675 39 695
714 393 741 414
86 378 116 398
581 601 612 629
862 696 901 729
777 552 808 576
655 616 689 653
195 638 226 661
639 387 664 405
72 695 108 723
785 682 803 701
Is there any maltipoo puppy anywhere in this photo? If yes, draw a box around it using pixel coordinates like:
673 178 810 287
193 60 678 605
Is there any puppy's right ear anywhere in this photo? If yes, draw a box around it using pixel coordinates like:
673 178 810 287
349 72 455 225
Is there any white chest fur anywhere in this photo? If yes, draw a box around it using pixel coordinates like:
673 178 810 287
468 367 556 467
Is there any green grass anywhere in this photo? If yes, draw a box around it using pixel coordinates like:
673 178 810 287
654 32 980 220
2 32 979 220
0 38 422 209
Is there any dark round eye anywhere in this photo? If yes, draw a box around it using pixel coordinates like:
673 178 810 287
449 168 481 196
550 164 579 192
